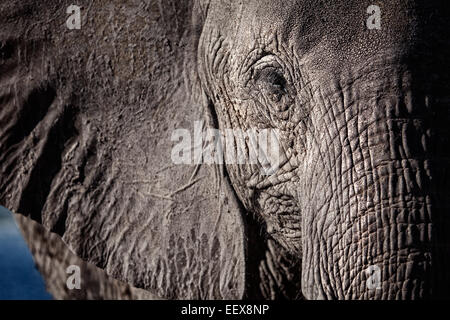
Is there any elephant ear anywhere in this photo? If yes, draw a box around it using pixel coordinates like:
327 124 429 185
0 0 246 299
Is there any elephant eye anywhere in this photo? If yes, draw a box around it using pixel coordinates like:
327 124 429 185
253 67 289 104
255 68 287 91
244 54 293 121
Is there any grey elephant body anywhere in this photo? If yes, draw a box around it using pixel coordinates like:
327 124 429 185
1 0 449 299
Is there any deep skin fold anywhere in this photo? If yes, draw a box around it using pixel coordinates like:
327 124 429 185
198 0 450 299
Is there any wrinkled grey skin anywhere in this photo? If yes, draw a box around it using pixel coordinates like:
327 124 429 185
1 0 450 300
15 214 157 300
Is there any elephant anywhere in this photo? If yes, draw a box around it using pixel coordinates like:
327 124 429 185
1 0 449 300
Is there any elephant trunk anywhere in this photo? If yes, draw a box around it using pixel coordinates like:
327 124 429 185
300 63 450 299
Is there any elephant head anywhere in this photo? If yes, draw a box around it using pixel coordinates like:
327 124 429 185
1 0 449 299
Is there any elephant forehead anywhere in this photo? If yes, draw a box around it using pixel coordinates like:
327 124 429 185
208 0 444 72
